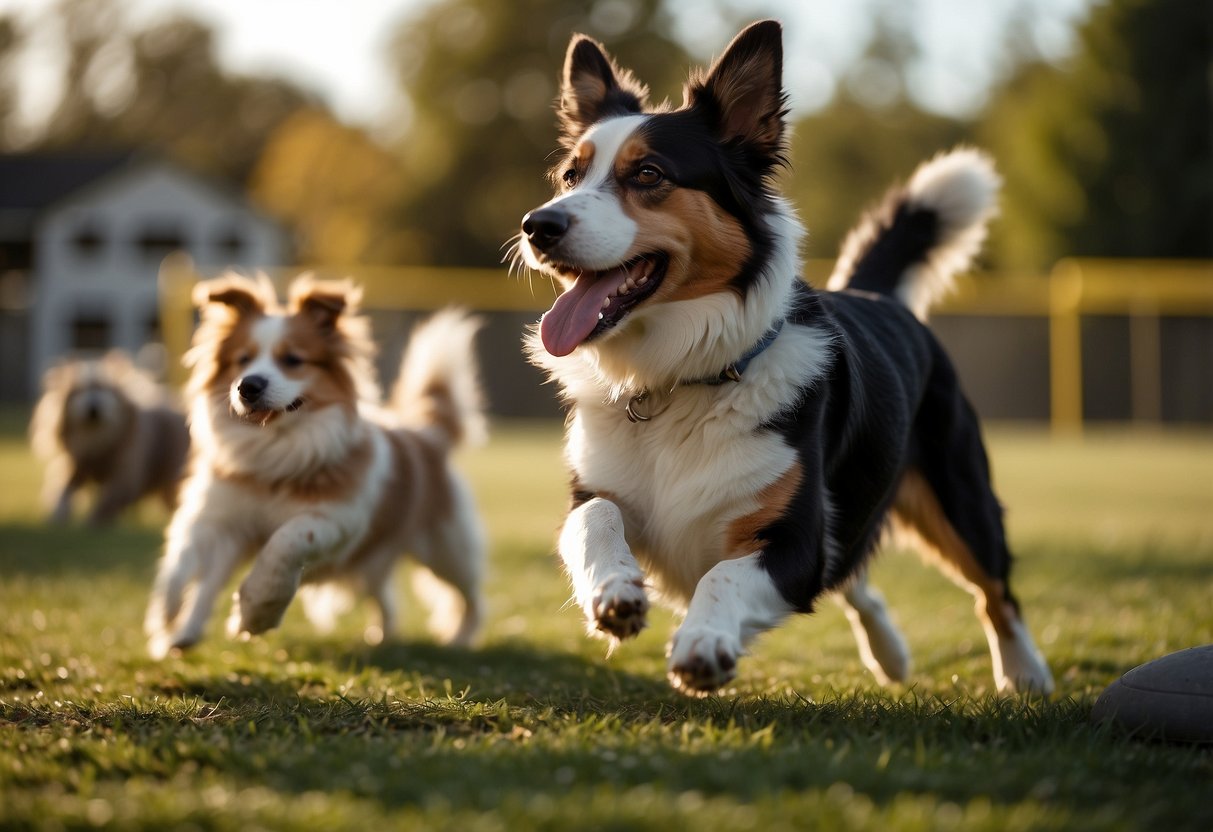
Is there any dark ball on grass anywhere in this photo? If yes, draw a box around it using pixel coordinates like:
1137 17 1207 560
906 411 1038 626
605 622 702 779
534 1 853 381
1092 644 1213 744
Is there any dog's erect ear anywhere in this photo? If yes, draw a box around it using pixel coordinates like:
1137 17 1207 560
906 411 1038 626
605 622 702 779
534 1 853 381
290 278 360 333
39 361 70 393
686 20 787 157
100 349 136 380
193 274 269 317
558 34 649 145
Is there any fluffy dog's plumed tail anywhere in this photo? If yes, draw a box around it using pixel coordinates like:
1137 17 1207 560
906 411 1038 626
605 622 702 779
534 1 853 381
827 147 1001 321
390 308 487 449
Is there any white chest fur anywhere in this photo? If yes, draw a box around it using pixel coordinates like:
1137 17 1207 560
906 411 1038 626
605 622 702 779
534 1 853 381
563 322 833 605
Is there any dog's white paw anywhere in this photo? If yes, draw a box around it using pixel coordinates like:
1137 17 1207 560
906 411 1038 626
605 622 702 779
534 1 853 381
147 631 173 660
226 587 288 639
588 576 649 641
147 628 200 659
667 626 742 696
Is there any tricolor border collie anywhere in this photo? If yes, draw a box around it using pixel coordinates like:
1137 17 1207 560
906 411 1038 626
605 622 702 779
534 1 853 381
518 20 1053 695
145 274 487 657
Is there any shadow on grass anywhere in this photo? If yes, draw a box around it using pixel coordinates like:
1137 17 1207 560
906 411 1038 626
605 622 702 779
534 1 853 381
292 637 678 702
7 634 1209 825
19 684 1205 824
0 522 161 579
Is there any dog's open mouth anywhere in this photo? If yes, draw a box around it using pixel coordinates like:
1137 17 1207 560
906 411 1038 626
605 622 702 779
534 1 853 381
540 253 667 357
239 397 305 425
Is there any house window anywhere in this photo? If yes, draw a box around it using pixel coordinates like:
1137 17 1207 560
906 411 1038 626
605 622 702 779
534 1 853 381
1 239 34 271
213 227 246 260
136 225 187 262
71 316 111 351
71 225 106 259
144 312 162 344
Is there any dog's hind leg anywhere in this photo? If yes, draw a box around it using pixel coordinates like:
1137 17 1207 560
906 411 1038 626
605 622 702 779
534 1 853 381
44 461 83 524
342 549 398 646
299 583 356 636
412 477 485 647
893 465 1053 695
89 477 140 527
368 569 399 646
834 569 912 685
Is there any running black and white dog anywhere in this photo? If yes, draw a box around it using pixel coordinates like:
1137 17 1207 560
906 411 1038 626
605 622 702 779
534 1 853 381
517 20 1054 696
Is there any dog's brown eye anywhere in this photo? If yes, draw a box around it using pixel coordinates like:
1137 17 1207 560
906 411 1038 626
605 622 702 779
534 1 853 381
236 353 252 367
281 352 304 368
562 168 578 187
634 165 664 187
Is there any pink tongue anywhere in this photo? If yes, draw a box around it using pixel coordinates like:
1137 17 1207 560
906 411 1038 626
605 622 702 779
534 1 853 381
540 266 629 357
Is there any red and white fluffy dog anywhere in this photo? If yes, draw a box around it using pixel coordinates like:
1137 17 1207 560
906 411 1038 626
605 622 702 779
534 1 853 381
145 274 487 658
518 21 1054 695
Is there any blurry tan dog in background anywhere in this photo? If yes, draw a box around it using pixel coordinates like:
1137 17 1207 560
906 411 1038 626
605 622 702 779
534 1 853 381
145 274 488 657
30 351 189 527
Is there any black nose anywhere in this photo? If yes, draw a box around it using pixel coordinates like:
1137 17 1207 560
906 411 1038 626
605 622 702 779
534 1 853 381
85 403 101 422
522 208 570 251
237 375 268 403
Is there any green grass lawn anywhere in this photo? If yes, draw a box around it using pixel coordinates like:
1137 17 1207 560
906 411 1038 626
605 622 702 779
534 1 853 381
1 411 1211 831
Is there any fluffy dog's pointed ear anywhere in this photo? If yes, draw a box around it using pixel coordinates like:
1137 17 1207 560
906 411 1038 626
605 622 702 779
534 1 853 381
558 34 648 145
290 278 360 333
686 20 787 157
193 274 270 317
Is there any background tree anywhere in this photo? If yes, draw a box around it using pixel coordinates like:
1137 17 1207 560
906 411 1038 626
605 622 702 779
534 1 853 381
981 0 1213 269
0 14 20 146
785 10 969 265
250 108 410 265
387 0 692 265
9 0 318 187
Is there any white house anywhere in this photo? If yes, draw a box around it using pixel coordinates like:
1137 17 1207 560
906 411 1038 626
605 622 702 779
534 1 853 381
12 154 287 389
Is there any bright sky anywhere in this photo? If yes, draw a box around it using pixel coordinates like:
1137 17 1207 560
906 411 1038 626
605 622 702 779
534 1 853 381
0 0 1093 136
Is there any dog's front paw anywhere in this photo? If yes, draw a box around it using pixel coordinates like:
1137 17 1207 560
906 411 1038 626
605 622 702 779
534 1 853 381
589 576 649 640
226 587 288 639
147 627 201 659
667 627 742 696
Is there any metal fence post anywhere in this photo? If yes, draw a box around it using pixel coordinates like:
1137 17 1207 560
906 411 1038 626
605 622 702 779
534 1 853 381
1049 259 1084 435
157 252 197 390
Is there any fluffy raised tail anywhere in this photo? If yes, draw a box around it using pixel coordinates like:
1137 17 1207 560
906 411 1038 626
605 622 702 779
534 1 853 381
390 308 487 449
826 148 1001 321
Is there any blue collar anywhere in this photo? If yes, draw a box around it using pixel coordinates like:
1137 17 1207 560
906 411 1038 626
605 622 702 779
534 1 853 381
694 318 785 386
625 319 785 422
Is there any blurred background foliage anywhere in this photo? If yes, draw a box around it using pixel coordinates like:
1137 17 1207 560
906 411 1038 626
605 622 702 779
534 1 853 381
1 0 1207 271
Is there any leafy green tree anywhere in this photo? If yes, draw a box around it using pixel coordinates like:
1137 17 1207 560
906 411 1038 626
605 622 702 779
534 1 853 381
0 14 20 145
783 12 969 265
387 0 692 265
981 0 1212 269
250 108 410 264
787 103 967 266
14 0 316 186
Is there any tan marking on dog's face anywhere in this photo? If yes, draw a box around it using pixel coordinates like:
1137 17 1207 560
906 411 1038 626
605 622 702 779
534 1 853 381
190 310 261 401
892 468 1020 637
551 141 597 193
726 462 803 556
628 189 751 302
193 304 361 425
273 311 361 412
610 132 752 304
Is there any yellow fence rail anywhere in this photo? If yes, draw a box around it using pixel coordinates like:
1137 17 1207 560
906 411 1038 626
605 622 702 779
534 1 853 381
160 255 1213 432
